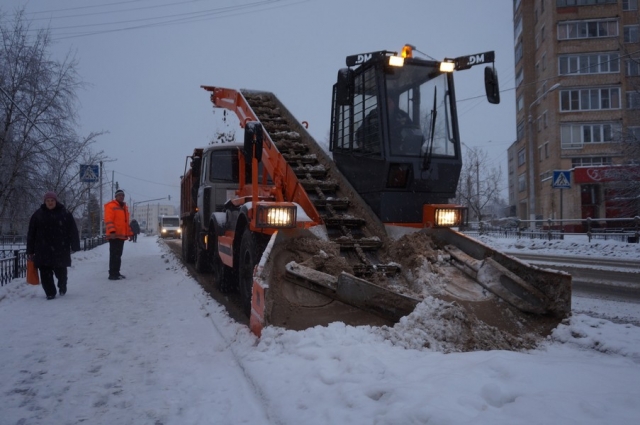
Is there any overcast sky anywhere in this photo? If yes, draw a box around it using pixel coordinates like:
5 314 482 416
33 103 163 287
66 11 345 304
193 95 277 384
2 0 517 206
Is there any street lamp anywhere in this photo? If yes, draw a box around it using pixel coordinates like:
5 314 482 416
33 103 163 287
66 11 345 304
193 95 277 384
527 82 561 229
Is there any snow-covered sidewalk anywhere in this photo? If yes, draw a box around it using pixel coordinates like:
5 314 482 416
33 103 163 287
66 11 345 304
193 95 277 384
2 235 640 425
1 236 269 424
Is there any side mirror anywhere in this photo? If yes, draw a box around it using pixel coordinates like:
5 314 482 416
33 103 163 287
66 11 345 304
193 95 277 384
244 121 263 163
335 68 354 106
484 66 500 104
191 156 201 177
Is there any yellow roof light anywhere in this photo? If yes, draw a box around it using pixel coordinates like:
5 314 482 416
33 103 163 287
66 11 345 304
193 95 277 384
388 55 404 67
439 60 455 72
401 44 414 58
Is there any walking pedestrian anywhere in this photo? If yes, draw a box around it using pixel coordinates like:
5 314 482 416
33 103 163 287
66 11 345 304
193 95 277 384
26 191 81 299
130 219 141 242
104 189 133 280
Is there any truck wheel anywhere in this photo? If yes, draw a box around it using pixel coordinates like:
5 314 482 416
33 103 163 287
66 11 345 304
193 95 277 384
211 235 235 293
195 235 211 273
182 222 195 264
238 229 265 317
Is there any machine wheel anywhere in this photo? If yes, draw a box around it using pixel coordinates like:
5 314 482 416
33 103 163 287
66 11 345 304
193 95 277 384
182 221 195 264
211 233 235 293
238 229 265 317
195 232 211 273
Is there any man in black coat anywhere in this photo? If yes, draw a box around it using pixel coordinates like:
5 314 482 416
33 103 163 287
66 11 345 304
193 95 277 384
130 219 141 242
27 191 81 300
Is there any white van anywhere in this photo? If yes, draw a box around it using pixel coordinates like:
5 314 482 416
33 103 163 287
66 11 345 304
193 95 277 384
158 215 181 239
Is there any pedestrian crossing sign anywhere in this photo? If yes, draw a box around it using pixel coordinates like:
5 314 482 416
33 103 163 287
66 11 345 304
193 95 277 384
80 164 99 183
552 170 571 189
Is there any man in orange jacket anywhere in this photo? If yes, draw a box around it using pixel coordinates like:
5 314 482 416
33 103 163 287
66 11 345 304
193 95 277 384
104 189 133 280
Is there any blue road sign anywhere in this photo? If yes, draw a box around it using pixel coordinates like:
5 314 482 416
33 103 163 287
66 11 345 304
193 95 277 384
80 164 99 183
552 170 571 189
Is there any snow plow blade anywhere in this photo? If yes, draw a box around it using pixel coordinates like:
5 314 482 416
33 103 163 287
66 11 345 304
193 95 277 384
250 227 572 340
424 227 571 318
285 262 421 322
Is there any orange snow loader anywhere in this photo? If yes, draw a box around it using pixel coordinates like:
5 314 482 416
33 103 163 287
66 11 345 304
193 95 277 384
180 45 571 343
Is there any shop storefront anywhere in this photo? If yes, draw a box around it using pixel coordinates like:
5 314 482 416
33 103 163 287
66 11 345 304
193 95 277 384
574 166 640 225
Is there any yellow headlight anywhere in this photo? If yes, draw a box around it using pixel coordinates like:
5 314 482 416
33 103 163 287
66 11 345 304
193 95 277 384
256 204 297 228
434 209 461 227
388 56 404 67
423 204 467 228
439 61 455 72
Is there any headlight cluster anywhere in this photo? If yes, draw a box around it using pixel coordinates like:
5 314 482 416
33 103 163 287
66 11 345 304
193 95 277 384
434 208 464 227
255 204 297 228
423 204 467 228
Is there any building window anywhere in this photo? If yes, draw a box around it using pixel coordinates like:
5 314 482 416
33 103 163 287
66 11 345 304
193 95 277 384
627 92 640 109
557 0 617 6
537 116 542 132
559 52 619 75
626 58 640 76
561 123 621 148
557 19 618 40
517 120 525 141
538 145 543 162
542 52 547 70
515 68 523 87
514 16 523 42
623 0 638 11
543 111 548 128
571 157 612 167
518 148 526 166
560 87 621 111
544 142 549 159
518 173 526 192
624 25 639 43
627 127 640 141
517 95 524 112
515 42 523 65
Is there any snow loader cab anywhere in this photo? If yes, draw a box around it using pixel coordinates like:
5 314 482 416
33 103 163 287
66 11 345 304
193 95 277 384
330 46 499 226
185 47 570 346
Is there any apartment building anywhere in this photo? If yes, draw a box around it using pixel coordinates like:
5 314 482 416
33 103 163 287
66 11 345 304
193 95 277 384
508 0 640 229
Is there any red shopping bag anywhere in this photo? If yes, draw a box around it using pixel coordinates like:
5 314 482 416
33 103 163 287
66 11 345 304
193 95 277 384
26 259 40 285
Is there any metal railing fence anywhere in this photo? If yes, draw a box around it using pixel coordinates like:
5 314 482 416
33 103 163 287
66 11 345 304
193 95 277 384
0 236 108 287
464 216 640 244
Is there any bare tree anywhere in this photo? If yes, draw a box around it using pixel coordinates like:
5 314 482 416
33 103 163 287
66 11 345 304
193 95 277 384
454 146 503 222
0 8 105 234
601 50 640 218
607 126 640 218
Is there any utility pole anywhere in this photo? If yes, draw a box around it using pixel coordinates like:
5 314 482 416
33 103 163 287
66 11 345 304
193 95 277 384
99 161 103 235
527 83 561 229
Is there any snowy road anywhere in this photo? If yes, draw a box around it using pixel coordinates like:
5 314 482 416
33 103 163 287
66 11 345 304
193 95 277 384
3 235 640 425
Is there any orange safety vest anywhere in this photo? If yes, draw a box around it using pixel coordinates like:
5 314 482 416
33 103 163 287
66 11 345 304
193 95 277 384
104 200 133 240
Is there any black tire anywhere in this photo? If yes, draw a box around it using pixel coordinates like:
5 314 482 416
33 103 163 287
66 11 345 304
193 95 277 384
211 234 235 293
238 229 264 318
195 232 211 273
182 221 195 264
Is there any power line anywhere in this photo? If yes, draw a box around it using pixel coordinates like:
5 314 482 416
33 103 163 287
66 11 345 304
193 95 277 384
113 169 179 188
12 0 212 20
4 0 312 40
